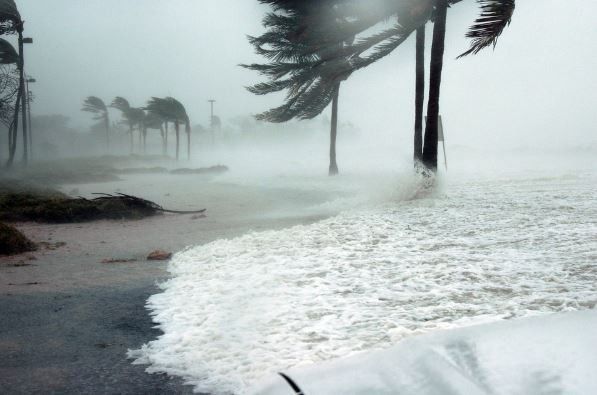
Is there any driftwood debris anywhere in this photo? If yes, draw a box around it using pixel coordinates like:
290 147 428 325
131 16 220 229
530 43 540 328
91 193 207 215
0 188 206 223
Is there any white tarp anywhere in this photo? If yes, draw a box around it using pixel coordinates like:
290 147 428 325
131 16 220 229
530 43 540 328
251 310 597 395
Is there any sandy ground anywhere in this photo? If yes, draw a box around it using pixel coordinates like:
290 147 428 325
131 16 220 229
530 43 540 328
0 173 335 394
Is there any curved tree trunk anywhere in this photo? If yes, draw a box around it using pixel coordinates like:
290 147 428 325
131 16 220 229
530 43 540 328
138 126 143 150
142 127 147 154
129 125 134 154
18 31 28 165
160 125 166 156
186 123 191 160
175 121 180 160
163 122 168 156
104 114 110 151
329 83 340 176
414 25 426 165
6 89 22 168
422 0 448 172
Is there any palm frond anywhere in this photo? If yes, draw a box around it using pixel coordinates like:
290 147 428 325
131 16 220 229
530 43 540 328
0 0 20 34
458 0 515 58
0 38 18 64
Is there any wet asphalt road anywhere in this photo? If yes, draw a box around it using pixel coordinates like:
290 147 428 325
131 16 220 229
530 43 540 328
0 284 197 394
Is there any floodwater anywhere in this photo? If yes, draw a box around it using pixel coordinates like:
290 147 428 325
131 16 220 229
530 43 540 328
129 156 597 394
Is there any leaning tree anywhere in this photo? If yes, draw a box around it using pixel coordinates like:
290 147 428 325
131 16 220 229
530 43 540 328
0 0 27 167
144 97 191 160
82 96 111 150
111 97 145 154
0 39 18 165
244 1 358 176
140 112 164 154
251 0 516 172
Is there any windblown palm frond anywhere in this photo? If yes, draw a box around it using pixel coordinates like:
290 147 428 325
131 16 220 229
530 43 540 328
458 0 515 57
129 107 146 127
164 97 189 124
142 112 163 130
110 96 131 113
0 38 18 64
0 0 21 35
81 96 108 121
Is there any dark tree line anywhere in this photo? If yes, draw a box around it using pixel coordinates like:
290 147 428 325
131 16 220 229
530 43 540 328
246 0 516 175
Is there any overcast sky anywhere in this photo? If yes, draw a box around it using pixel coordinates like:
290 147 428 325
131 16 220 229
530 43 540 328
14 0 597 152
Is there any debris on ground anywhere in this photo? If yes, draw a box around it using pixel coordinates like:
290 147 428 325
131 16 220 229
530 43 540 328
101 258 137 264
147 250 172 261
0 185 206 223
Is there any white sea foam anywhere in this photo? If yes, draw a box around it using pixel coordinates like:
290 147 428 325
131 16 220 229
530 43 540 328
130 169 597 394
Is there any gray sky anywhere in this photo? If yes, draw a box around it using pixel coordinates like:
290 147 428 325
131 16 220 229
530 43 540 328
16 0 597 152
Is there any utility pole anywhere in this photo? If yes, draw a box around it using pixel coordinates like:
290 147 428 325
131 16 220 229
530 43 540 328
208 99 216 145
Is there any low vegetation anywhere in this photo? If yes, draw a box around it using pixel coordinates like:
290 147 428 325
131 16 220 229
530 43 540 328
0 222 36 255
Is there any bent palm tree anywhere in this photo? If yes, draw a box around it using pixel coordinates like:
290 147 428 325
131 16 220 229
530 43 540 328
111 97 145 154
82 96 110 150
0 0 26 167
244 2 355 176
140 112 164 154
255 0 516 172
144 97 191 160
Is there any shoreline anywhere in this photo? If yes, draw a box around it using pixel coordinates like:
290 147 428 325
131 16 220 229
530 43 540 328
0 174 335 393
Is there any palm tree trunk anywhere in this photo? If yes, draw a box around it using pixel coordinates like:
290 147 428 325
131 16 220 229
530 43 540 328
129 125 133 154
414 25 426 165
329 83 340 176
175 121 180 160
186 123 191 160
104 115 110 151
164 122 168 155
18 31 28 165
6 89 22 168
160 125 166 156
137 127 142 151
143 127 147 154
422 0 448 172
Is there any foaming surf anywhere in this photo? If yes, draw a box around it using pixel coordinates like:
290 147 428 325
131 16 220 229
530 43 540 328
129 167 596 394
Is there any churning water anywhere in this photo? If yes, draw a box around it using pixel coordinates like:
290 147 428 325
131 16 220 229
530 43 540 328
130 165 597 394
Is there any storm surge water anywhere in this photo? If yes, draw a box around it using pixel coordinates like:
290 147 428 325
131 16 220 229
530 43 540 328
129 163 597 394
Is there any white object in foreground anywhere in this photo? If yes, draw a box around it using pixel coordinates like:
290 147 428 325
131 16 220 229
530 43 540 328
250 310 597 395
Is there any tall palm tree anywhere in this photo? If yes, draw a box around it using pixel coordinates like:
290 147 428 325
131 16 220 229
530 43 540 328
145 97 171 156
166 97 191 161
82 96 110 150
422 0 515 170
0 38 18 166
144 97 191 160
244 2 354 176
140 112 164 154
0 0 25 168
255 0 516 173
111 97 145 154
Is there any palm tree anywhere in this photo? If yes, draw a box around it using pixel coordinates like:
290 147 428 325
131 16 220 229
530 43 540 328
254 0 516 173
82 96 110 150
145 97 171 156
244 2 355 176
144 97 191 160
0 38 18 166
0 0 26 167
140 112 164 154
422 0 515 170
111 97 145 154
